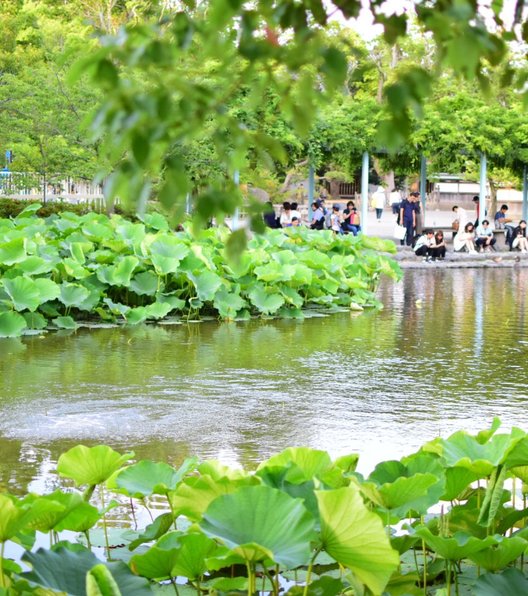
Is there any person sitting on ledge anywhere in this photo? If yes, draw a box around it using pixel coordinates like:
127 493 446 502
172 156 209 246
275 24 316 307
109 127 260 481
511 220 528 253
453 222 477 254
494 204 512 229
413 229 435 261
430 230 447 260
475 220 496 252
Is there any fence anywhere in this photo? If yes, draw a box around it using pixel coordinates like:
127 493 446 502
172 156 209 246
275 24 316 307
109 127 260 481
0 171 104 203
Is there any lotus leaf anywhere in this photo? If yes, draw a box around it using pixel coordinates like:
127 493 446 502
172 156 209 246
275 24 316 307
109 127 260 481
170 532 218 580
126 307 148 325
248 285 284 314
200 485 316 568
34 278 60 303
59 283 91 308
23 312 47 330
473 568 528 595
213 289 246 319
414 527 496 561
129 272 159 296
3 276 41 311
57 445 134 487
115 458 197 498
53 316 78 329
188 270 223 302
22 546 100 595
86 563 122 596
315 486 399 595
16 256 53 275
0 237 26 265
0 311 27 337
258 447 333 483
170 474 257 521
128 514 175 551
466 535 528 571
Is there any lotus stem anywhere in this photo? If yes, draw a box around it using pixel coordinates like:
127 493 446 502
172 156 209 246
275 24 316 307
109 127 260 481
129 498 138 530
274 565 280 596
84 530 92 552
170 577 180 596
0 541 5 588
303 548 321 596
246 562 255 596
100 485 111 560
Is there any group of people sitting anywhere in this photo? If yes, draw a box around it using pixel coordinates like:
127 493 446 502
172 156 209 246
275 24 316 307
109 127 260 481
264 199 362 235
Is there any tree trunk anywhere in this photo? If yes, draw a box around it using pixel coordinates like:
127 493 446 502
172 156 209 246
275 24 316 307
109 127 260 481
489 178 497 222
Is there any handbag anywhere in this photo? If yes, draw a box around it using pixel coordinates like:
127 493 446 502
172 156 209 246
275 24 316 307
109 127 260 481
393 224 406 240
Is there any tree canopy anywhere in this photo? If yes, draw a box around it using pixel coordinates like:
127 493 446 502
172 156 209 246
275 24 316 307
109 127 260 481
0 0 526 226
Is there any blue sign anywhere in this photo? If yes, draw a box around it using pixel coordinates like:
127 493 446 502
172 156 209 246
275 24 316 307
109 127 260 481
5 150 12 161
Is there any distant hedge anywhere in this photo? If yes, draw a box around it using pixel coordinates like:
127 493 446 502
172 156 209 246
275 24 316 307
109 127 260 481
0 198 104 219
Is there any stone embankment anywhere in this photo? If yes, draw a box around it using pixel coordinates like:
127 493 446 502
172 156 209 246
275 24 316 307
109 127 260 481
395 247 528 269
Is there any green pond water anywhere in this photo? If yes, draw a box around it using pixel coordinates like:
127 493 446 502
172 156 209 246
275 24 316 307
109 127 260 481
2 268 528 494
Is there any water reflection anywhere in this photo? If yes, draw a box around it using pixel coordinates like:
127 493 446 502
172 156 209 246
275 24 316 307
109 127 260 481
2 268 528 493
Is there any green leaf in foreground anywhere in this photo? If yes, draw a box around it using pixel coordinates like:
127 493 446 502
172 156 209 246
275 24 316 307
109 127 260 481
3 276 41 311
0 311 27 337
200 485 316 568
473 568 528 595
57 445 134 487
315 486 399 595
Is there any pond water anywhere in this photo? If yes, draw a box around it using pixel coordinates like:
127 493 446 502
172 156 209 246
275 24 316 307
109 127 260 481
2 268 528 494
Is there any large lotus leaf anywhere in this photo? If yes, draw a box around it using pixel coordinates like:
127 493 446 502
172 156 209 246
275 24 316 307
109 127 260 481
130 542 180 580
258 447 333 483
502 436 528 469
140 213 170 232
115 221 147 246
315 487 398 595
0 311 27 337
466 535 527 571
442 466 480 501
279 285 304 308
104 298 130 316
156 292 186 311
15 202 42 218
34 278 60 303
170 474 258 522
224 251 252 278
129 272 159 296
59 283 91 308
61 257 91 279
213 288 246 319
3 276 41 311
16 255 53 275
55 501 101 533
0 237 26 265
53 316 78 330
70 243 86 265
82 221 114 241
200 485 316 568
376 473 440 517
473 568 528 595
149 236 189 274
93 561 153 596
111 256 140 286
86 563 121 596
23 311 47 330
297 249 331 269
115 458 197 498
248 285 285 314
125 307 148 325
171 532 219 580
188 271 223 302
128 514 175 551
22 546 100 595
414 527 496 561
254 262 295 282
0 494 36 541
57 445 134 486
21 493 74 532
423 430 525 476
144 301 172 320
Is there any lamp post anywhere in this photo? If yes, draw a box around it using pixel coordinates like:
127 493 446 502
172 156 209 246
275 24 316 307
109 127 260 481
361 151 369 235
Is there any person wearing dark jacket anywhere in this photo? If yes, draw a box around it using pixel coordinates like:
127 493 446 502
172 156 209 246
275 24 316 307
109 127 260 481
511 220 528 253
263 202 280 228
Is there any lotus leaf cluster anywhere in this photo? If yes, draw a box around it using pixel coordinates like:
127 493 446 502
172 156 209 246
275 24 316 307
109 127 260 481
3 420 528 594
0 204 400 337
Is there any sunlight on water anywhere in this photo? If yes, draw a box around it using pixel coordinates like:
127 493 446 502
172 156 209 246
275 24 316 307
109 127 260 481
2 268 528 491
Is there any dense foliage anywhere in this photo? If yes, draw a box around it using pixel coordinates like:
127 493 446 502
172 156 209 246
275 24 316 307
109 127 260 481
2 420 528 594
0 204 399 337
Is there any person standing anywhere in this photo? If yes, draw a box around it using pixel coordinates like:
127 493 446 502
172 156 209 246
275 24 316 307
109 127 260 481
390 188 401 215
371 186 386 222
399 194 417 246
